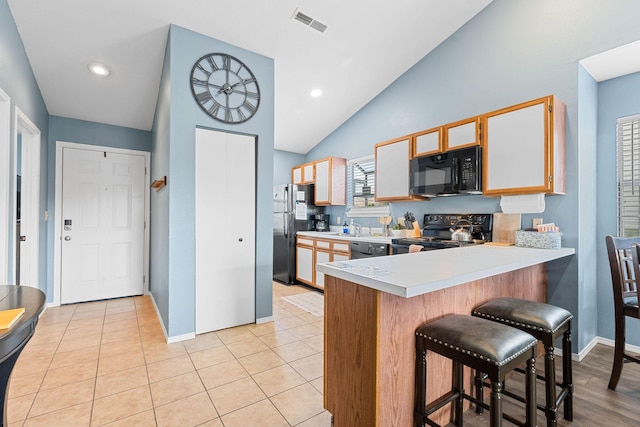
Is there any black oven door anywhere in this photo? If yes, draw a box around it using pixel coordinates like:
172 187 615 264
409 153 457 197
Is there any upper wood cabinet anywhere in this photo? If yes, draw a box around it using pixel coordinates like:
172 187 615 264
482 95 566 196
375 136 412 201
444 116 481 150
413 127 442 157
314 157 346 206
292 162 315 184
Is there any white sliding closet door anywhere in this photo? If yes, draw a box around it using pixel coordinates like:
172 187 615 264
195 128 256 334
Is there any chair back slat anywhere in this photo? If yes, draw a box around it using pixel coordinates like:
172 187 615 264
606 236 640 308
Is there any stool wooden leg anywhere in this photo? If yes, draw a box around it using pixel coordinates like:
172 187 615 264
414 348 426 427
562 329 573 421
544 345 557 427
525 356 537 427
609 311 626 390
474 370 484 414
489 379 503 427
452 361 464 426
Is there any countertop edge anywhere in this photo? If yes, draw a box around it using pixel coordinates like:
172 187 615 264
316 246 575 298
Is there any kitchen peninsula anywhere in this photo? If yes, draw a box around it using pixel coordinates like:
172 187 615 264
317 245 574 427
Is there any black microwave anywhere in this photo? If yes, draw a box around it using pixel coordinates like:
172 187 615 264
409 146 482 197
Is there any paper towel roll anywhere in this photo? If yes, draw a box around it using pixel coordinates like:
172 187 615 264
500 193 545 214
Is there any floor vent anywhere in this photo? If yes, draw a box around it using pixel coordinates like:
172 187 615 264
292 9 327 33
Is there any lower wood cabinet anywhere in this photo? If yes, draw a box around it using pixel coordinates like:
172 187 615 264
296 236 350 290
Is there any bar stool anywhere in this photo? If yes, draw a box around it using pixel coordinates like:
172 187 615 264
415 314 538 427
473 298 573 427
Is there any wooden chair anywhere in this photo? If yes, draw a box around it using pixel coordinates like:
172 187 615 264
604 235 640 390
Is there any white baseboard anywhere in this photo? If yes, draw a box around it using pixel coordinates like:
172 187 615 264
148 292 195 344
256 316 274 324
552 335 640 363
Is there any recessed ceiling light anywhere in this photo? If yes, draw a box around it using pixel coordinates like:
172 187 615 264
310 89 322 97
88 62 111 77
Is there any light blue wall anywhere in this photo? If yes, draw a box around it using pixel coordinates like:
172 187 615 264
596 71 640 346
274 150 305 185
304 0 640 352
149 25 275 338
0 0 49 290
46 116 151 301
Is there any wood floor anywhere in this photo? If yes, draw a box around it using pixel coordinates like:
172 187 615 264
450 344 640 426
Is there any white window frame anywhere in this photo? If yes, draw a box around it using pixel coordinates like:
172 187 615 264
346 155 389 218
617 113 640 237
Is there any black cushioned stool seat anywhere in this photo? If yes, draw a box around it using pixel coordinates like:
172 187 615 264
473 298 573 427
415 314 537 427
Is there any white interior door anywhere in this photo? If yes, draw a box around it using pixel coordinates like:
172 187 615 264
60 147 145 304
195 128 256 334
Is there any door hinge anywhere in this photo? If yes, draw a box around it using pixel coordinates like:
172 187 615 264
549 104 552 112
549 175 553 183
104 151 107 158
143 275 146 284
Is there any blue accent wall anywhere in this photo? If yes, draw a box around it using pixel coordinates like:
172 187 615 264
150 25 275 338
303 0 640 352
46 116 151 301
0 0 49 289
274 150 305 185
596 71 640 346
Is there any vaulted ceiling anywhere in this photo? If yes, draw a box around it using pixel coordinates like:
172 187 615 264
8 0 494 153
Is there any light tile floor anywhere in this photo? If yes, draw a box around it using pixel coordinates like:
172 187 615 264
7 282 332 427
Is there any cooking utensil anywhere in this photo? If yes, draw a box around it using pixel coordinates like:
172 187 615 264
450 219 474 242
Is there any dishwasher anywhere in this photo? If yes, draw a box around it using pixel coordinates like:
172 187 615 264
349 241 389 259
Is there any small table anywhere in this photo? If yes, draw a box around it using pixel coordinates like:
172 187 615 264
0 285 45 427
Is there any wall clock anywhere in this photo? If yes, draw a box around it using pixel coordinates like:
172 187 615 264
190 53 261 124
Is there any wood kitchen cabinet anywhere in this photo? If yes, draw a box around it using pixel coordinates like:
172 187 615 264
482 95 566 196
296 236 350 290
291 157 346 205
375 136 413 201
413 126 442 157
292 162 315 185
295 237 314 286
444 116 481 150
314 157 346 206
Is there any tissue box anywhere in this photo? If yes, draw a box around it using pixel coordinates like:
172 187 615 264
515 230 562 249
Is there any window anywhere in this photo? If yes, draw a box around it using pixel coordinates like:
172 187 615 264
346 155 389 217
617 114 640 237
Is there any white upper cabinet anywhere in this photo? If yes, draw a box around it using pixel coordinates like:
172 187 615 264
483 95 565 196
444 116 481 150
375 136 412 201
313 157 346 206
413 127 442 157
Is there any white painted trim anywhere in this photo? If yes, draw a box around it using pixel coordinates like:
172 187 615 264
53 141 151 306
12 108 40 287
0 87 10 284
256 316 274 324
149 291 196 343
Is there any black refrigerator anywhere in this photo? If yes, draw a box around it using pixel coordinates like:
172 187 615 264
273 184 323 285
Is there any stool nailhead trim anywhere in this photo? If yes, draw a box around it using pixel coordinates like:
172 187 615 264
416 331 535 367
472 311 573 335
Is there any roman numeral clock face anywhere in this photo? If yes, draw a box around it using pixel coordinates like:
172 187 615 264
190 53 261 124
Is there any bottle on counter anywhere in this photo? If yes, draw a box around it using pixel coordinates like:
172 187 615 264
343 221 349 234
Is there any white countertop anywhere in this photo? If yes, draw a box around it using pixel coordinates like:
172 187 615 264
297 231 393 244
316 245 575 298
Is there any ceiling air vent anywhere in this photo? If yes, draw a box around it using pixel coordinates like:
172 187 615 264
292 9 327 34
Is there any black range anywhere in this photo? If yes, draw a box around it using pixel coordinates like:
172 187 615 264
391 213 493 254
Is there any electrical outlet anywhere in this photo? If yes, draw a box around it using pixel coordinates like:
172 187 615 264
532 218 543 228
337 216 341 225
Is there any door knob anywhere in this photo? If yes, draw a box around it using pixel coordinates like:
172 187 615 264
238 238 243 242
64 236 71 241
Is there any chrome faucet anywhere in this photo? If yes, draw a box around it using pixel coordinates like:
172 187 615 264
352 222 362 236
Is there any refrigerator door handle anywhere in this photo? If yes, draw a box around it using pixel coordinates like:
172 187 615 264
284 212 288 238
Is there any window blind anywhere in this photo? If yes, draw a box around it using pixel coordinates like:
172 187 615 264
346 156 389 217
617 114 640 237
